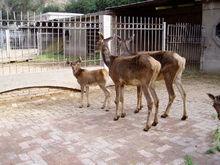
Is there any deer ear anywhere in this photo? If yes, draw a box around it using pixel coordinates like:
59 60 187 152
78 57 82 63
127 34 135 43
104 36 113 43
98 32 104 40
207 93 215 101
116 35 122 41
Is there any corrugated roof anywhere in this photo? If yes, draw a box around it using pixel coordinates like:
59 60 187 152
106 0 202 10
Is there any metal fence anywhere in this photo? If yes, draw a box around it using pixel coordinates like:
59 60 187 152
166 23 202 70
0 11 101 76
112 16 166 54
112 16 202 69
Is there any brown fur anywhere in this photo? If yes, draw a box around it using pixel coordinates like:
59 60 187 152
117 36 187 120
208 93 220 120
67 60 110 110
97 32 161 131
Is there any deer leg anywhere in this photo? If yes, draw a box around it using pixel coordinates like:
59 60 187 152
79 85 84 108
150 85 159 127
114 85 120 121
86 86 90 107
99 84 110 111
142 85 154 132
135 86 143 113
175 77 187 120
161 73 176 118
120 85 126 118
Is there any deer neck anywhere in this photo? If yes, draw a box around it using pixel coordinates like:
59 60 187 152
101 45 111 67
73 68 84 79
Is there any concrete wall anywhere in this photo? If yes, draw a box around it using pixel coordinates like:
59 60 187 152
202 2 220 73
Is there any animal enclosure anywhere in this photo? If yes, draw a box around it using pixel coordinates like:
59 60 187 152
0 11 202 92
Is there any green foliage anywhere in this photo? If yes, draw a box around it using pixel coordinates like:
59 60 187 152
42 4 62 13
184 155 195 165
206 127 220 154
65 0 97 13
0 0 44 13
65 0 146 14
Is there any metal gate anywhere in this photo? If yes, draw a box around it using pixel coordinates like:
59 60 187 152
112 16 202 70
0 11 101 76
112 16 166 54
0 11 101 92
166 23 202 70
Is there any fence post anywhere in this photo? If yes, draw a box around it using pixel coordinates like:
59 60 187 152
162 22 166 51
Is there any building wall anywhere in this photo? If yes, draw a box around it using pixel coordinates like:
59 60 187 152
202 2 220 73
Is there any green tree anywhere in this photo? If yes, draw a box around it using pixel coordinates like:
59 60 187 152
0 0 44 13
42 4 62 13
65 0 146 14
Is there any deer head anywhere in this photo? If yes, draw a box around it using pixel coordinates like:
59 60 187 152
96 32 114 67
66 57 82 75
207 93 220 120
116 34 135 56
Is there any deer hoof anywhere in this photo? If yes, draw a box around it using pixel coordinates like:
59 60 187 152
161 114 168 118
143 126 151 132
134 109 140 114
101 106 105 109
87 104 90 107
113 116 120 121
105 109 109 112
79 105 83 108
121 113 126 118
181 115 188 120
152 122 158 126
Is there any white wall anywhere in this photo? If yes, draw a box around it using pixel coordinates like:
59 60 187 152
202 2 220 73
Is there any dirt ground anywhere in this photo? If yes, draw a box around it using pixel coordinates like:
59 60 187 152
0 71 220 165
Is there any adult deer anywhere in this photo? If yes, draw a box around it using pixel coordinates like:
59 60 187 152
67 58 110 110
207 93 220 120
116 35 187 120
97 32 161 131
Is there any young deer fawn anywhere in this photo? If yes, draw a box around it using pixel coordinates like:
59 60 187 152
207 93 220 120
67 58 110 110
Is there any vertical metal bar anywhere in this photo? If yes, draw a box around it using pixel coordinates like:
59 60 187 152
89 15 92 64
123 16 126 48
0 10 2 75
74 16 76 62
57 15 60 68
27 11 30 72
147 17 150 51
62 17 65 67
166 24 169 51
33 12 37 56
162 21 166 51
132 16 135 52
140 17 142 51
128 16 131 48
135 17 138 52
68 18 71 62
151 17 153 51
93 15 96 64
79 15 82 65
143 17 146 51
192 24 196 69
114 15 117 55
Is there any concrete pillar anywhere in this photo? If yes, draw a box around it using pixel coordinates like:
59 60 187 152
99 15 112 69
202 2 220 73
